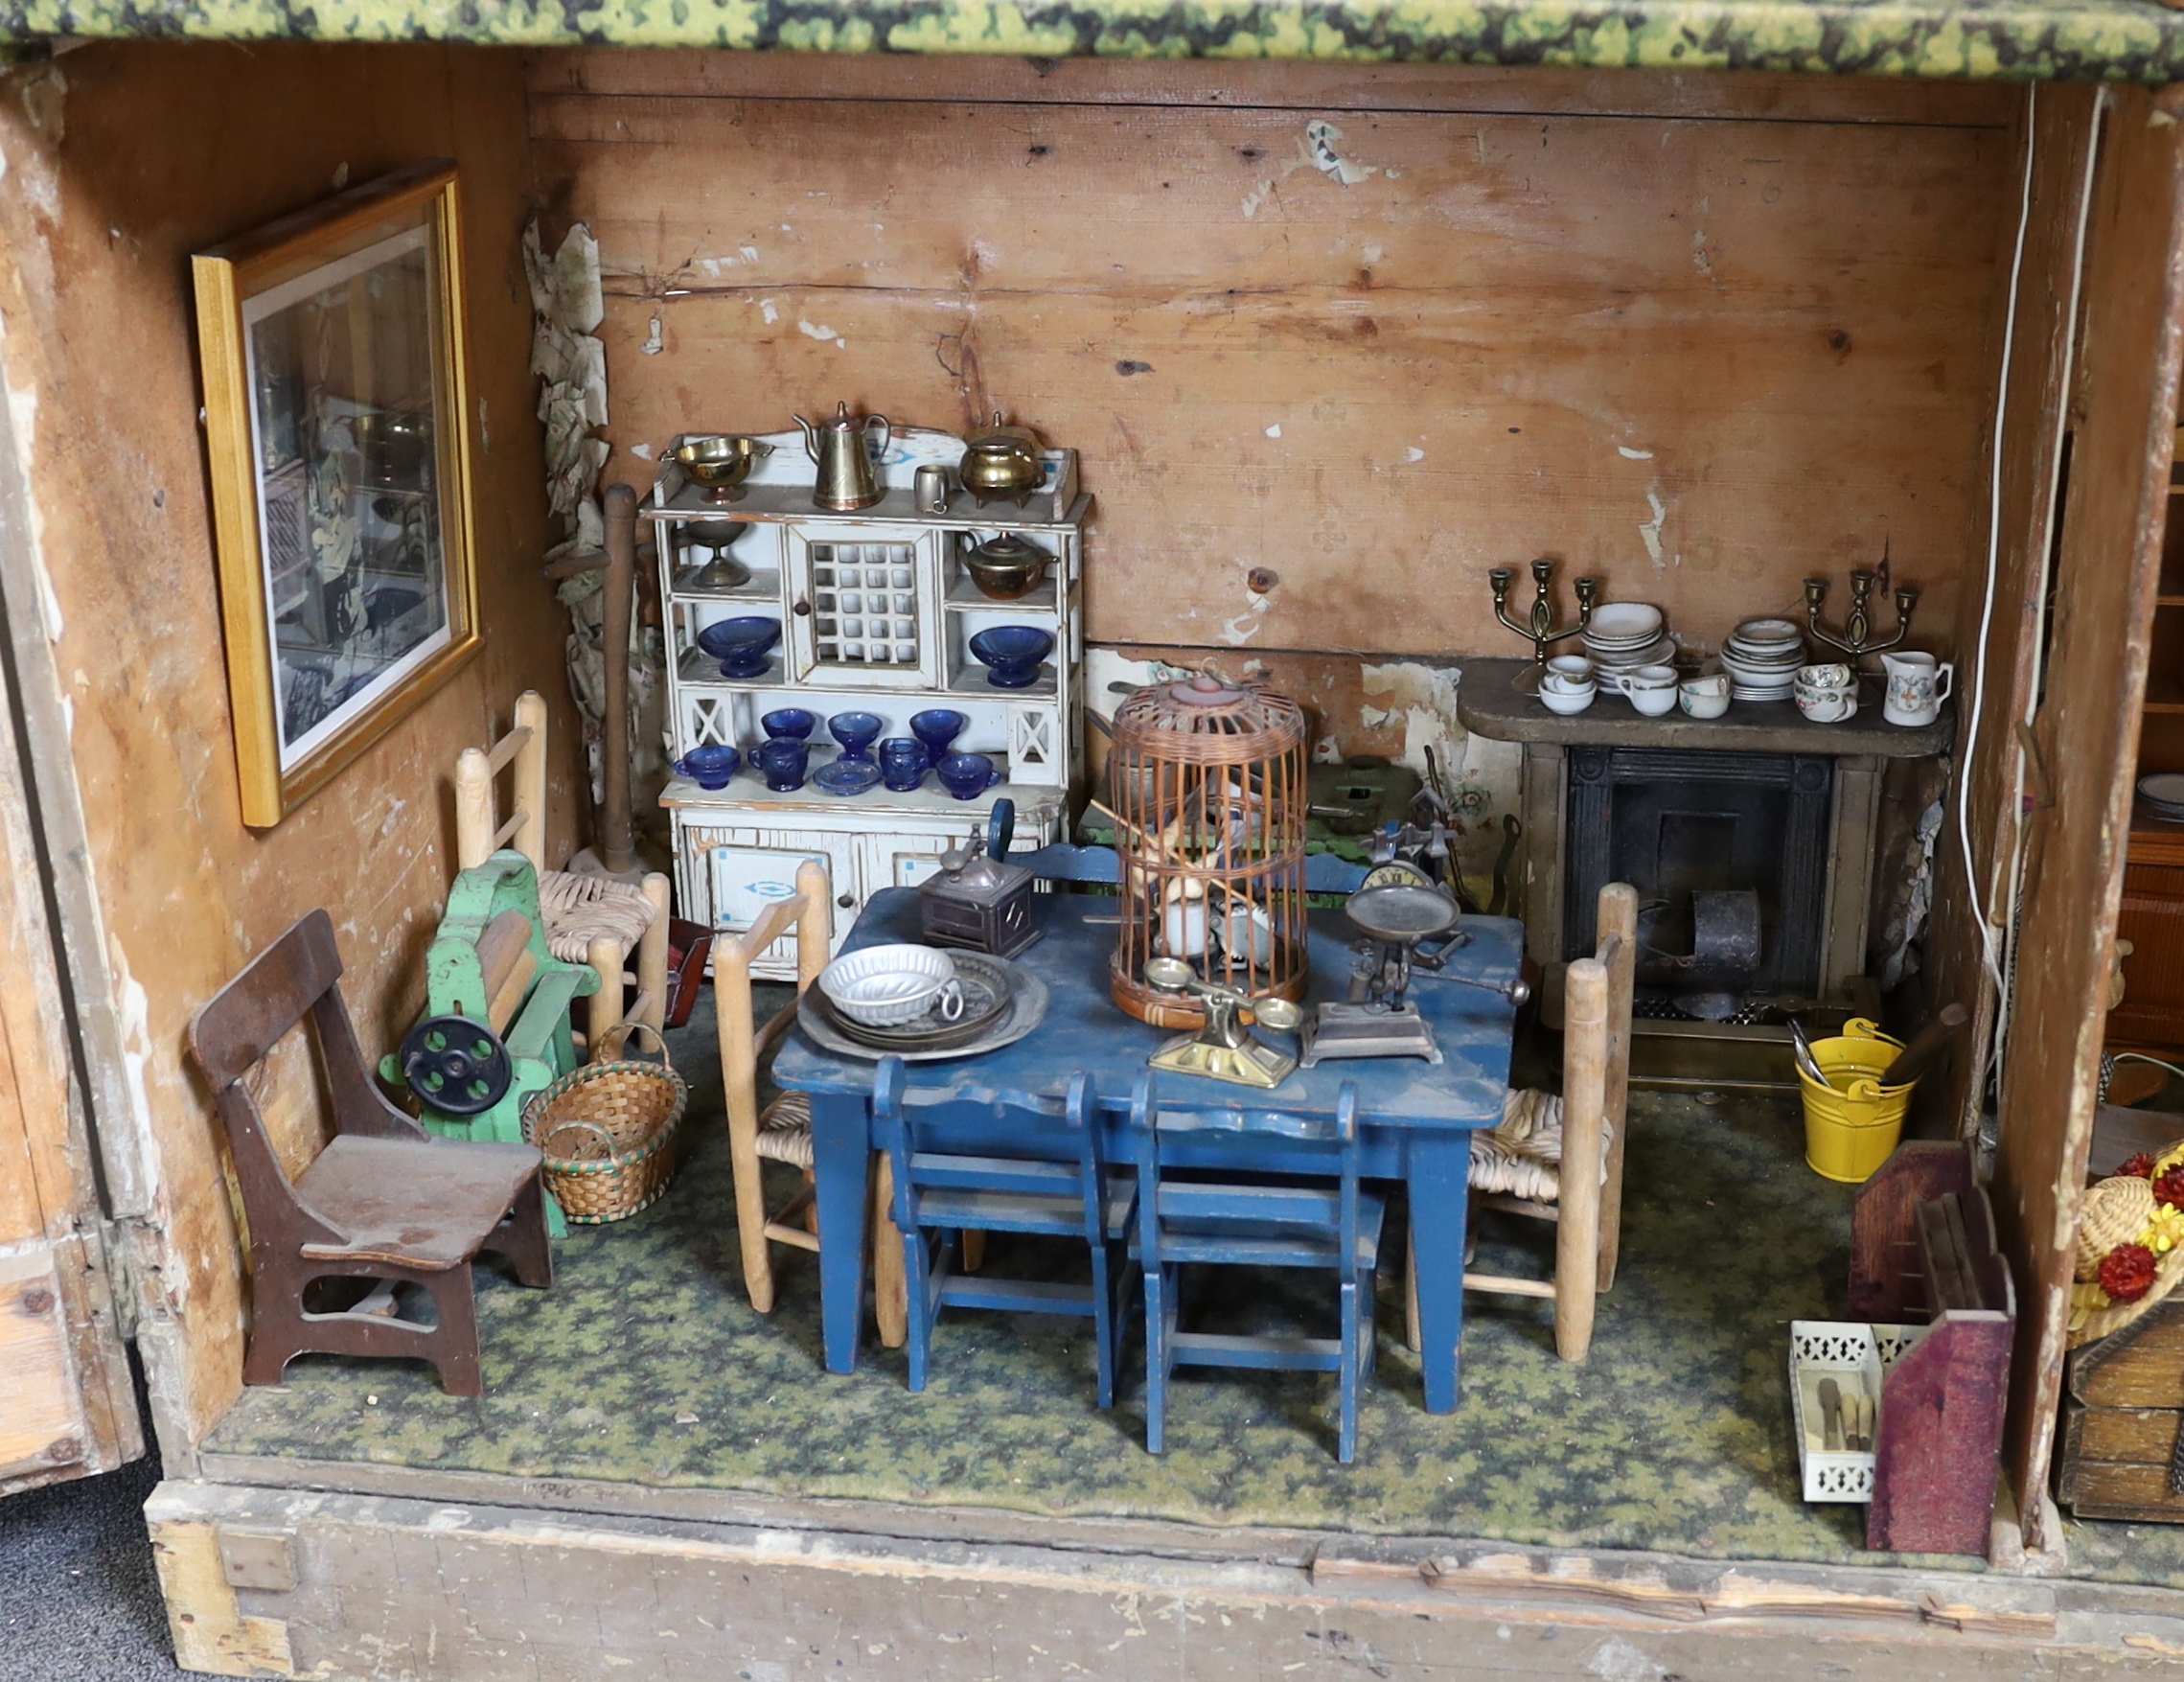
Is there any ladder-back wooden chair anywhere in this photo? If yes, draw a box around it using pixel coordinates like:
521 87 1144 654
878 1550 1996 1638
1133 1072 1382 1463
714 858 907 1344
187 910 553 1397
455 689 672 1059
1417 880 1636 1363
876 1059 1136 1401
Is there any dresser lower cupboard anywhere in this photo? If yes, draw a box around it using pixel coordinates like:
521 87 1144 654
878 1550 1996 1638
645 426 1088 979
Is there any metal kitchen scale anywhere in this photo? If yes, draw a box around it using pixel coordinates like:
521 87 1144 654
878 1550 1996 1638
1299 868 1462 1069
1142 958 1304 1089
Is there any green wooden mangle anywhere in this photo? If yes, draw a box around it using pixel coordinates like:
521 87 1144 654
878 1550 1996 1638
379 851 597 1235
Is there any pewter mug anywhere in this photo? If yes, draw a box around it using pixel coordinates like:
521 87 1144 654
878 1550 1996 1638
795 401 890 511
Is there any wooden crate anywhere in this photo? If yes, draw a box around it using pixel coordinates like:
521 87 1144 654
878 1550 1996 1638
2061 1299 2184 1521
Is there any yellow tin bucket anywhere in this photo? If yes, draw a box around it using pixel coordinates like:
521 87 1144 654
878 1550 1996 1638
1799 1018 1913 1185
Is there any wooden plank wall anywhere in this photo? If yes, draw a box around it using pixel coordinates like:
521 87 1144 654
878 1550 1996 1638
529 52 2016 670
0 42 571 1455
1988 85 2184 1554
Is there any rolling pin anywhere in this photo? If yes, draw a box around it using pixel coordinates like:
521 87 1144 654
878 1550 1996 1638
1886 1002 1971 1089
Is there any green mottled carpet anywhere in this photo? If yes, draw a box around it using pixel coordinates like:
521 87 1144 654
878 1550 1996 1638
205 995 2183 1588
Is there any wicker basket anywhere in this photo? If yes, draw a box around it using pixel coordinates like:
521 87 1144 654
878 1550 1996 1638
521 1022 687 1223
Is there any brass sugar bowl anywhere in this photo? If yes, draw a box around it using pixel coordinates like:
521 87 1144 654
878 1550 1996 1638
958 413 1046 507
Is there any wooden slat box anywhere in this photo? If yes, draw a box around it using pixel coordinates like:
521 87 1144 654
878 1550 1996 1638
2061 1300 2184 1521
1845 1141 2017 1555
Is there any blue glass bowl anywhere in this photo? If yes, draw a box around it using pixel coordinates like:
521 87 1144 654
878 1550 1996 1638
677 744 741 790
761 707 818 741
695 616 780 679
968 626 1055 689
909 708 969 757
827 711 885 762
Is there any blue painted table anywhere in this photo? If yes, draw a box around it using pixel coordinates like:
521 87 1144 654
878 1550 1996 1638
772 888 1524 1414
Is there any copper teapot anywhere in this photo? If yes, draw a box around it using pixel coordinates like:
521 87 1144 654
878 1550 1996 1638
794 402 890 511
958 412 1045 507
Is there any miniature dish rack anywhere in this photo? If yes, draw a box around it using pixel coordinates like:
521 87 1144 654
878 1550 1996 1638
646 425 1089 979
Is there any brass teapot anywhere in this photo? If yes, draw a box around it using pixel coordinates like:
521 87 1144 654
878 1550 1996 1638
794 402 890 511
958 412 1045 507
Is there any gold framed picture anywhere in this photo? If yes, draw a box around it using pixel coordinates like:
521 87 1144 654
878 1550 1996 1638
194 161 481 828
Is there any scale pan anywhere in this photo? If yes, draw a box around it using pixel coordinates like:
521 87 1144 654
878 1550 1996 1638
1345 884 1460 944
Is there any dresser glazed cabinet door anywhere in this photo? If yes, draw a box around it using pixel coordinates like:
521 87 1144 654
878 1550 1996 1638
783 524 943 689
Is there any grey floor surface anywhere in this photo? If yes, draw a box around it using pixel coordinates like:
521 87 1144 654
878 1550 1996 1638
0 1410 182 1681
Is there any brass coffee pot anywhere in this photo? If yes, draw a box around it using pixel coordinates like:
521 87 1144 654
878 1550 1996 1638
794 402 890 511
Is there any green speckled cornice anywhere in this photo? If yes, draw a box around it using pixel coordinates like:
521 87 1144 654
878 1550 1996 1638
6 0 2184 81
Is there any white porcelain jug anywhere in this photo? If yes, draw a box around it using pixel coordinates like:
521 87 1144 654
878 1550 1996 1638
1881 651 1953 726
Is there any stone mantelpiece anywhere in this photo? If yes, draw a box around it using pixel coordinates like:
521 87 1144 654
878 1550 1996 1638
1458 659 1955 1002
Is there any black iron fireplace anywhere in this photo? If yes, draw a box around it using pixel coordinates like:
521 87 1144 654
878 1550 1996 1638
1563 747 1835 1003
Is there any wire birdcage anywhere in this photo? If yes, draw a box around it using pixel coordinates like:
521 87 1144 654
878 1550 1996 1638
1107 674 1310 1028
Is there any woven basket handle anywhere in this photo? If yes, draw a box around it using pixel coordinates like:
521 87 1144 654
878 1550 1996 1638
543 1117 618 1162
595 1019 673 1070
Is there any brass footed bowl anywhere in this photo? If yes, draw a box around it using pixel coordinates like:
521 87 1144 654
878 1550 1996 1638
674 435 771 501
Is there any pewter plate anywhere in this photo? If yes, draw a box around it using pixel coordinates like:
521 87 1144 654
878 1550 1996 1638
822 956 1012 1048
796 953 1048 1063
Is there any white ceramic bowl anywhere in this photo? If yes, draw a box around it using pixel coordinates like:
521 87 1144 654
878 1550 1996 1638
1540 685 1596 716
819 944 961 1026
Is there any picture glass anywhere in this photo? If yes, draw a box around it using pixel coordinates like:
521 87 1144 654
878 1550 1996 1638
242 223 454 770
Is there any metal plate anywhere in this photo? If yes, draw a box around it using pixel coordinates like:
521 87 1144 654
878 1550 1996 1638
795 954 1048 1063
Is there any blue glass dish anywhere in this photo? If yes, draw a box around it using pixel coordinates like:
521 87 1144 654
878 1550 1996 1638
967 626 1055 689
695 616 780 680
814 758 884 797
908 708 968 758
761 707 818 741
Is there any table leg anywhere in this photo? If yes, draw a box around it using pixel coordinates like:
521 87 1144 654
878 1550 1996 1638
1408 1133 1471 1414
811 1091 872 1375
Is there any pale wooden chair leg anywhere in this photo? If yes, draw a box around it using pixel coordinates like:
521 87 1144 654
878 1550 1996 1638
871 1152 908 1348
636 872 672 1034
961 1229 987 1274
454 747 494 873
1554 956 1608 1363
586 933 625 1065
1404 1229 1422 1353
511 690 549 873
1595 882 1638 1293
716 933 777 1313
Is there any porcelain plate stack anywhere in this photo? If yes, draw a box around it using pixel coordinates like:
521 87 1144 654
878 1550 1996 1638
1722 618 1806 703
1582 603 1673 678
2142 772 2184 824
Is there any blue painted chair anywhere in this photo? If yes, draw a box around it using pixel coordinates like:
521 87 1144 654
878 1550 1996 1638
1129 1072 1384 1463
1009 840 1368 894
875 1057 1137 1402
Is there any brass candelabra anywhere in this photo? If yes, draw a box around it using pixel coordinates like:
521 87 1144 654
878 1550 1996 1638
1802 570 1919 660
1488 558 1598 685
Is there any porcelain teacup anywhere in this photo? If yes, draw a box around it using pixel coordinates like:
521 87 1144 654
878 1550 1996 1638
1679 675 1731 719
1547 655 1594 686
1795 684 1857 725
1797 663 1854 691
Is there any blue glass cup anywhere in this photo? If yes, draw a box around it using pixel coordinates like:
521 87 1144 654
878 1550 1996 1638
677 744 741 791
935 751 1001 800
908 708 968 760
754 738 810 792
827 711 885 764
878 737 928 792
761 707 817 741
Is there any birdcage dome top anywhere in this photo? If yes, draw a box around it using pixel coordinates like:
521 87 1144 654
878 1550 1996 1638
1113 676 1306 764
